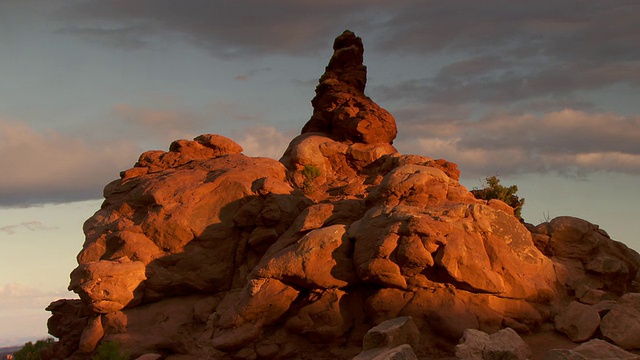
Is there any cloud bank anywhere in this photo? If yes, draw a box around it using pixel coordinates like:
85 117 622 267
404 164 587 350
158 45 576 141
395 109 640 177
0 119 139 207
4 1 638 206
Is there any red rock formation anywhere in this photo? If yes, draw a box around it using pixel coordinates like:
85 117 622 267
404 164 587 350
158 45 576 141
45 31 640 360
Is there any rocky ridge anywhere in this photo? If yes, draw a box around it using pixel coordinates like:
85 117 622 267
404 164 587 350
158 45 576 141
44 31 640 360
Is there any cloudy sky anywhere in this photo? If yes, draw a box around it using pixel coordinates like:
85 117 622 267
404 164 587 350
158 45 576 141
1 0 639 345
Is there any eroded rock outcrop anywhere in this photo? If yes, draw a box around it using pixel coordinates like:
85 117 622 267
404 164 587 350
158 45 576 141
45 31 640 360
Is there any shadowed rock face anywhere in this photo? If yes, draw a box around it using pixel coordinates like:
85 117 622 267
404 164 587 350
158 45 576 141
45 31 640 360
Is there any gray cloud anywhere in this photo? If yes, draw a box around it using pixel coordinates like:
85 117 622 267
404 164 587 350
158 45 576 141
58 0 640 62
58 1 640 111
374 1 640 62
58 0 388 57
373 60 640 110
395 109 640 178
16 0 638 204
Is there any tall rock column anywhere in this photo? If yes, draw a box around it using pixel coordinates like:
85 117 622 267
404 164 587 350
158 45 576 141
281 30 398 199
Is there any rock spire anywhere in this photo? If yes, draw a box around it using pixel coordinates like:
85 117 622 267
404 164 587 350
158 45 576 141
43 31 640 360
301 30 397 145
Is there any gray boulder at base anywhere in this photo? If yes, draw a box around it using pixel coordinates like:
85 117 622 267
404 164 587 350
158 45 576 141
456 329 490 360
456 327 531 360
600 293 640 349
362 316 420 351
354 317 420 360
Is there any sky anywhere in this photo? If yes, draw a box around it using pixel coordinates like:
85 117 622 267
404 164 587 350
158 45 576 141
1 0 639 346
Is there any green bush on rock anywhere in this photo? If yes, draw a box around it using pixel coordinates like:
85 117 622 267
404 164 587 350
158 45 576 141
301 165 321 193
471 175 525 221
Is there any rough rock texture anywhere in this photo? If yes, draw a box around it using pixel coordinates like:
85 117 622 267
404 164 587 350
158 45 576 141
456 328 531 360
362 317 420 352
531 216 640 297
455 329 491 360
600 293 640 350
554 301 600 342
45 31 640 360
300 30 397 145
69 257 146 314
545 339 640 360
353 317 420 360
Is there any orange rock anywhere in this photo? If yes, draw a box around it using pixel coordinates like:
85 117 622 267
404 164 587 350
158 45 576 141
68 257 146 314
45 30 640 360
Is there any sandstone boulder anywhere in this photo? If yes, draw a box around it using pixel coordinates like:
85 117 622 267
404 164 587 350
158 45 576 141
456 328 531 360
131 134 243 174
68 257 146 313
362 316 420 351
601 293 640 349
483 328 532 360
579 288 612 305
455 329 491 360
554 301 600 342
353 317 420 360
45 299 90 359
78 315 104 353
534 217 640 295
252 225 358 289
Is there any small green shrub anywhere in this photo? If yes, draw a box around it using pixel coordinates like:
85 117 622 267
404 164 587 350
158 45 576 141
92 341 129 360
13 338 54 360
471 175 525 221
301 165 321 193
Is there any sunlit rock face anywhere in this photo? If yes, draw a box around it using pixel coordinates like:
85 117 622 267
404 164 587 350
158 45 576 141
45 31 640 360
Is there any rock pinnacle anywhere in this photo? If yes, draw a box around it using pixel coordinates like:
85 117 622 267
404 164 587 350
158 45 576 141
301 30 398 145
